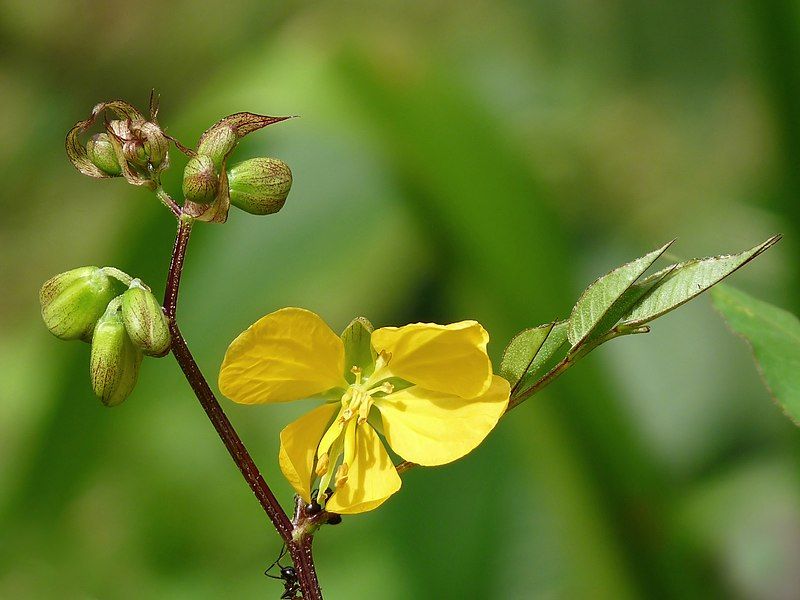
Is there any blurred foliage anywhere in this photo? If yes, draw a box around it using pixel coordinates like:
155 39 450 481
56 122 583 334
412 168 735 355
1 0 799 598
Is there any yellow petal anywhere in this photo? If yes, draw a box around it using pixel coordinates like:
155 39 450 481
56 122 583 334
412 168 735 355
219 307 348 404
279 403 338 502
371 321 492 398
325 424 402 514
375 375 510 466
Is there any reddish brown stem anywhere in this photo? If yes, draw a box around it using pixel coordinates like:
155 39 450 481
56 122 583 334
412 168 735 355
168 325 293 539
164 218 322 598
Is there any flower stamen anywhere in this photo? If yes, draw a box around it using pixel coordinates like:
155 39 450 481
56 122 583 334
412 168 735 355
315 354 400 502
315 452 329 476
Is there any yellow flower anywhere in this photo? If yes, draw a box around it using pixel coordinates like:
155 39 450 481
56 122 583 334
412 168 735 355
218 307 510 514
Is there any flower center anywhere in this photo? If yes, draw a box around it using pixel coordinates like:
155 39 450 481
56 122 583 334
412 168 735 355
314 352 394 497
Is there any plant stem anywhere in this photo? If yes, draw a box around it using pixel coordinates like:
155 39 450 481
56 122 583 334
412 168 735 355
506 356 572 411
508 324 649 410
163 217 323 598
168 327 293 538
156 186 182 217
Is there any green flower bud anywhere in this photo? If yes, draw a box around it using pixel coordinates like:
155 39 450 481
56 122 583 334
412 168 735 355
121 281 171 357
182 154 219 205
90 299 142 407
196 125 236 169
86 134 122 176
40 267 118 342
228 157 292 215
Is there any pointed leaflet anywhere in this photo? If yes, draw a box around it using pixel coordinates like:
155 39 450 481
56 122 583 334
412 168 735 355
500 322 555 388
567 241 673 348
621 236 781 327
712 285 800 425
508 321 570 394
586 263 679 340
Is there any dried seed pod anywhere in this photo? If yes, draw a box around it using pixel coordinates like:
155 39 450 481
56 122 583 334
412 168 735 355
182 154 219 205
228 157 292 215
40 267 118 342
90 299 143 406
121 281 171 357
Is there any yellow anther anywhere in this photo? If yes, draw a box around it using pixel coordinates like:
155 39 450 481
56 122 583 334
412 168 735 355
315 453 330 476
368 350 393 383
375 350 392 369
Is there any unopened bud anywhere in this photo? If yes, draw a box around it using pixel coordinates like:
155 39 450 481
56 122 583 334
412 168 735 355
196 125 236 169
228 157 292 215
135 121 169 168
110 119 169 169
40 267 118 342
182 154 219 204
121 281 171 356
90 299 142 406
86 134 121 176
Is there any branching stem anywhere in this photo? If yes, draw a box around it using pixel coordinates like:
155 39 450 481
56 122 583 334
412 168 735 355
163 217 323 599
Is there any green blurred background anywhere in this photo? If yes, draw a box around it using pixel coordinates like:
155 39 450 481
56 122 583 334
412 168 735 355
2 1 799 598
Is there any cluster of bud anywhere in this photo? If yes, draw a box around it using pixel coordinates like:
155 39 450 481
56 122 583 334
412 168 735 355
55 99 297 408
67 98 170 189
181 113 293 222
108 118 170 172
40 268 172 406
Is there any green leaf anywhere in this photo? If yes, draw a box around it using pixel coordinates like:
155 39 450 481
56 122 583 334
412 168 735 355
341 316 375 381
622 236 781 327
568 241 674 348
711 285 800 425
505 321 570 394
500 322 556 387
587 264 678 341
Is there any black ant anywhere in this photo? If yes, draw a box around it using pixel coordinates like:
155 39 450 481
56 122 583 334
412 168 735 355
264 544 300 599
